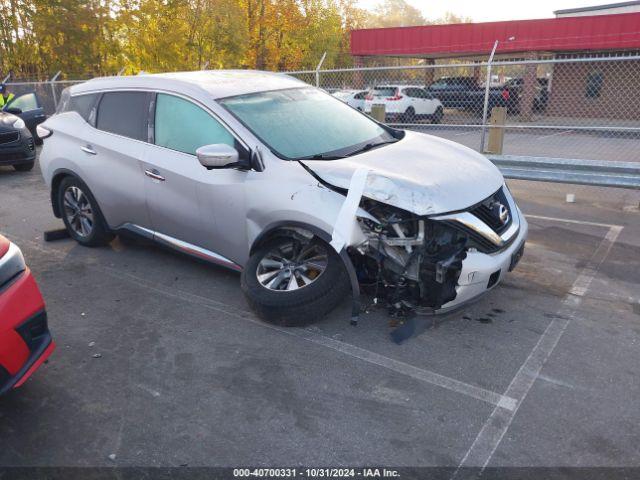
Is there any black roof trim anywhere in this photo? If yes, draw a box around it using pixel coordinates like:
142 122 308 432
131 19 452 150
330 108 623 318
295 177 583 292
554 1 640 15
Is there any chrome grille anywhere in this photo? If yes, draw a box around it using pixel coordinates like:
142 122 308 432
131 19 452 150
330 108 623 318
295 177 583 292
430 186 520 255
470 187 513 235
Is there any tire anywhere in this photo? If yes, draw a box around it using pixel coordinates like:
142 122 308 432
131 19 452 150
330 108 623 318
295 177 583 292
57 176 114 247
431 106 444 124
402 106 416 123
241 235 350 327
13 161 34 172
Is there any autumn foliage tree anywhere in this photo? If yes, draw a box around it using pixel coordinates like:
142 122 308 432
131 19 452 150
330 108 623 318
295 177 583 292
0 0 466 79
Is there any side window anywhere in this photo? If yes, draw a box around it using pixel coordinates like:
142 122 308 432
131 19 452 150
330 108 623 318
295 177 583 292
354 91 366 100
405 88 422 98
56 88 71 114
154 93 235 155
8 93 39 112
68 94 99 124
96 91 149 141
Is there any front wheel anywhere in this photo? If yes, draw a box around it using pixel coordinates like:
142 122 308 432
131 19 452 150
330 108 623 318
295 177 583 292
58 176 114 247
431 106 444 124
241 236 350 326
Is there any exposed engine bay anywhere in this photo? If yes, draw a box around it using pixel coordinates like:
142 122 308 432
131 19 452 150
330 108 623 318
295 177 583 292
350 199 469 316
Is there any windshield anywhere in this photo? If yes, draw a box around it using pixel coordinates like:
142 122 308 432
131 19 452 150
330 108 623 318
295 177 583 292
220 87 397 160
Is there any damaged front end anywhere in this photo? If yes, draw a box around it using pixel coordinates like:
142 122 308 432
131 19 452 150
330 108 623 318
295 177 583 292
346 184 523 317
351 200 468 315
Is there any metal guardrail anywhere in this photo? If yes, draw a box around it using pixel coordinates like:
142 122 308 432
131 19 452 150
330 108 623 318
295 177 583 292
488 155 640 189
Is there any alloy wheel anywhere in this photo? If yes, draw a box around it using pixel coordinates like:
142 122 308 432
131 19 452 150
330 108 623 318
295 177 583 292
63 186 94 237
256 240 329 291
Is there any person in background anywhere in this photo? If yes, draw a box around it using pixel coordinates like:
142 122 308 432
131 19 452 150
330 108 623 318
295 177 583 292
0 84 15 108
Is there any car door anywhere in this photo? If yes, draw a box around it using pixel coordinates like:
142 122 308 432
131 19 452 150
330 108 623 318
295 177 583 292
4 92 46 139
401 88 420 115
427 80 453 107
143 92 249 260
448 80 467 109
80 90 153 231
419 88 438 114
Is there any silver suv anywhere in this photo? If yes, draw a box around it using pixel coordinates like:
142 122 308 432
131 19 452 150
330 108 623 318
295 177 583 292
38 70 527 326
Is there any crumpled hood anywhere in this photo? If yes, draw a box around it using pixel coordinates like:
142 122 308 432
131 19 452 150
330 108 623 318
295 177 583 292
300 130 504 216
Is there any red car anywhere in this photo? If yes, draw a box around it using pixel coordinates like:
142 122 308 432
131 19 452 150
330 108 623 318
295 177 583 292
0 234 54 395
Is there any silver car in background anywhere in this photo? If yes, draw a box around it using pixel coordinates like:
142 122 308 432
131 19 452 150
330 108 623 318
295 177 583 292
331 89 368 111
38 70 527 326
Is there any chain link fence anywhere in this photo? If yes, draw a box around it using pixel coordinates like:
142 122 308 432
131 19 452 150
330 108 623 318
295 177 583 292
4 55 639 204
286 55 640 165
7 55 639 165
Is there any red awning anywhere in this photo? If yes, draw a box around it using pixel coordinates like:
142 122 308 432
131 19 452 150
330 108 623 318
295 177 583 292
351 12 640 57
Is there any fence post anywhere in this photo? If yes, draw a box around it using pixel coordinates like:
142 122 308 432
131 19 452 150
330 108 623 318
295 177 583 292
49 71 62 111
315 51 327 88
480 41 499 152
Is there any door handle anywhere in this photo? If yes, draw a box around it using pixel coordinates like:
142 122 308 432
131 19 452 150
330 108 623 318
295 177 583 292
144 169 165 181
81 145 97 155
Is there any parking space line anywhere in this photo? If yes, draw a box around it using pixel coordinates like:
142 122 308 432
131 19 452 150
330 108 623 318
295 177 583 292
525 214 622 229
293 329 518 410
453 224 623 475
102 266 518 410
17 238 517 411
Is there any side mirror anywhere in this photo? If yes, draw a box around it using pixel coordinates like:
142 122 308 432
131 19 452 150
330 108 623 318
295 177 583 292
196 144 239 169
4 107 22 115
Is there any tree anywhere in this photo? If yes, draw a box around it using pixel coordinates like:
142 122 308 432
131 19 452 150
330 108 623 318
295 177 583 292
367 0 426 28
0 0 473 79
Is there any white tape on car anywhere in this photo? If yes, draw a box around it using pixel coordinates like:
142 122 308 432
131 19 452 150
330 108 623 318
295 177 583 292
330 167 370 252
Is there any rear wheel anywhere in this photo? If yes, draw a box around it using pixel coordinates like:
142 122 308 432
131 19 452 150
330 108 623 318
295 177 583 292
58 176 114 247
241 235 350 326
402 106 416 123
13 161 34 172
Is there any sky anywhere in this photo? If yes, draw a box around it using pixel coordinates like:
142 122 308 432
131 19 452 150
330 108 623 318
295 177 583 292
357 0 615 22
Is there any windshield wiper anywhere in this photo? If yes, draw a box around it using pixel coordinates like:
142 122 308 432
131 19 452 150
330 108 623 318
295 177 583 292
297 153 347 160
297 138 399 161
344 139 399 157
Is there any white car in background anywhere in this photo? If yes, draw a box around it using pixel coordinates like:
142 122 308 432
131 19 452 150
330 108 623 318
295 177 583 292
364 85 444 123
332 89 368 111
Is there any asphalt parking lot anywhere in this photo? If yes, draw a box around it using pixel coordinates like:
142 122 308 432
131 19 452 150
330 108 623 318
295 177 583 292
1 152 640 471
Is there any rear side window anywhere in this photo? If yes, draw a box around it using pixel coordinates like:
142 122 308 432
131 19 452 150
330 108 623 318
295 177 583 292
96 92 149 141
57 88 71 114
68 94 99 123
371 87 396 97
403 88 425 98
154 93 235 155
